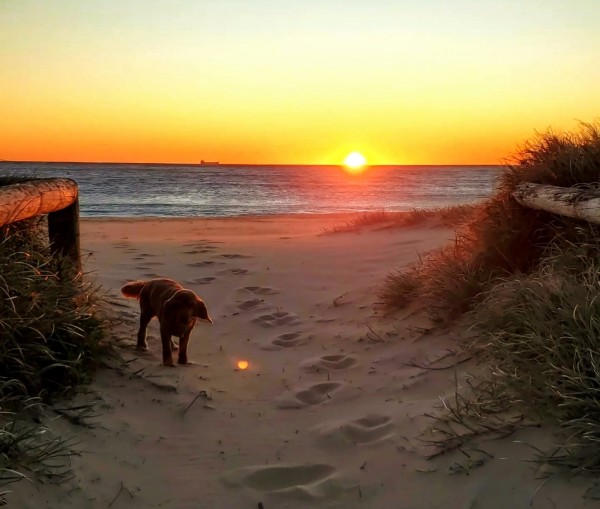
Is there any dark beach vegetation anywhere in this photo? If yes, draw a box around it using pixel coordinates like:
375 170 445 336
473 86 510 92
381 123 600 473
0 176 105 502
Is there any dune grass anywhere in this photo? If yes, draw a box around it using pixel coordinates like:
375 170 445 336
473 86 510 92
0 176 106 501
380 123 600 472
322 203 478 234
381 123 600 321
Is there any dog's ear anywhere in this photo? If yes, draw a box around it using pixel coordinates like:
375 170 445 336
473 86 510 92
194 297 213 323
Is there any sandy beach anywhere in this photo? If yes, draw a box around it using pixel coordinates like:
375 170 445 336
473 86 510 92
11 214 597 508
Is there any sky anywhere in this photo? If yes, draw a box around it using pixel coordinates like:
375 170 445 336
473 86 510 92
1 0 600 165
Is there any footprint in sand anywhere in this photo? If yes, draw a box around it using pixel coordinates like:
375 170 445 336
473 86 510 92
218 267 251 275
134 253 157 258
243 286 280 295
315 318 336 324
237 298 267 311
223 463 352 501
191 277 216 285
183 248 215 254
183 241 223 248
273 331 306 347
301 354 358 372
317 414 394 445
260 332 310 350
142 272 164 278
217 253 253 259
252 311 300 328
187 261 219 268
276 382 344 409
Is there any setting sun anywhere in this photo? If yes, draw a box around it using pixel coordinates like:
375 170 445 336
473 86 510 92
344 152 367 173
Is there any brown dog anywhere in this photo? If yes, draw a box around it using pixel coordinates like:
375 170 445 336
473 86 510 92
121 278 213 366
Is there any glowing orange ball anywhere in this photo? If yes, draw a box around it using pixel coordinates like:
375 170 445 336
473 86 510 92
237 360 249 370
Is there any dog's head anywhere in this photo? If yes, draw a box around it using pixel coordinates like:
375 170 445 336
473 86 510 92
163 290 213 332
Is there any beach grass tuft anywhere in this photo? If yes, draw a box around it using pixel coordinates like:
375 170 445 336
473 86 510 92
323 204 478 234
381 122 600 319
381 122 600 472
0 176 106 501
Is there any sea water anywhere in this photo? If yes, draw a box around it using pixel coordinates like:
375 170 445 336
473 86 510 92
0 163 500 218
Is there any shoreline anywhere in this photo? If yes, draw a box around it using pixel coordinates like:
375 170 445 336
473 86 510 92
79 212 419 243
81 211 371 222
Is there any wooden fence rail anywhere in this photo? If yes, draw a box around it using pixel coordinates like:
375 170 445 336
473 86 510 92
0 178 81 272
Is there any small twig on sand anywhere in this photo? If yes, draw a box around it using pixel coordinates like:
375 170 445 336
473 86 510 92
108 481 124 507
183 390 211 416
365 322 384 342
530 475 557 507
405 356 473 371
333 292 349 307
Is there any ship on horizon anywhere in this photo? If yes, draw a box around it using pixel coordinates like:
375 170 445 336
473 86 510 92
200 160 219 166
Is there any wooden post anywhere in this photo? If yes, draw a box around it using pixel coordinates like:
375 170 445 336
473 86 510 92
512 182 600 225
48 198 82 273
0 178 81 272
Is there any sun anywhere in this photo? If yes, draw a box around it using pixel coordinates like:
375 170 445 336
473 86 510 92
343 152 367 173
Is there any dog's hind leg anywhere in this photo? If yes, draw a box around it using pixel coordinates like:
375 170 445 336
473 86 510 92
136 310 153 351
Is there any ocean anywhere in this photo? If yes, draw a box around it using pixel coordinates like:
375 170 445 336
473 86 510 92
0 162 500 218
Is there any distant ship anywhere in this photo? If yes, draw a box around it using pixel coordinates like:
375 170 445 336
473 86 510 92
200 160 219 166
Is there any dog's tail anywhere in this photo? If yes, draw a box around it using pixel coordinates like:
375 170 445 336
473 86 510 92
121 280 146 299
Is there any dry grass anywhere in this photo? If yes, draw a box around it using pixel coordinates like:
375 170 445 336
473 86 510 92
380 122 600 473
322 204 478 234
381 122 600 321
0 175 106 502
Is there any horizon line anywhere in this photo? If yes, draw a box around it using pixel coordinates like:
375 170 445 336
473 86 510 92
0 159 504 167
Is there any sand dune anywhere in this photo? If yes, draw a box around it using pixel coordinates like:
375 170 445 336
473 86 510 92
10 214 597 508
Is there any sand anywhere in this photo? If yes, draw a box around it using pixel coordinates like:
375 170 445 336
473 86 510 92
10 214 598 508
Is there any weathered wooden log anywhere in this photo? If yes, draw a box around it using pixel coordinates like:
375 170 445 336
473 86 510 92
0 178 81 271
0 178 79 226
512 182 600 225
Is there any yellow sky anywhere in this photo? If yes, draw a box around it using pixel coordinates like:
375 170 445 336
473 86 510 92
1 0 599 164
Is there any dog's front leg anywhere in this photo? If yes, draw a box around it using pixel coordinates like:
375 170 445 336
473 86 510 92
177 330 192 365
160 325 175 366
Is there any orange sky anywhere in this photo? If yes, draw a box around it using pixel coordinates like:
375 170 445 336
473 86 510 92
1 1 599 165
